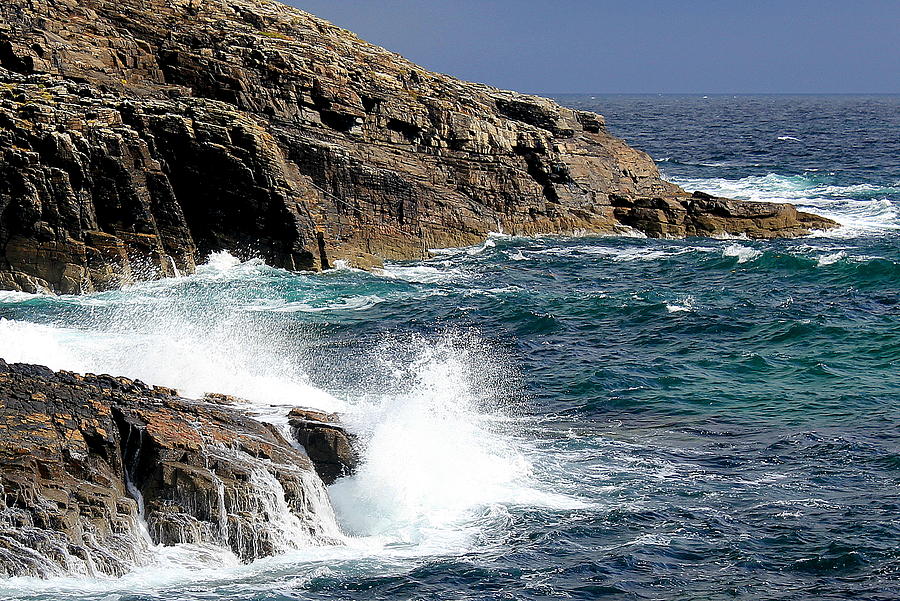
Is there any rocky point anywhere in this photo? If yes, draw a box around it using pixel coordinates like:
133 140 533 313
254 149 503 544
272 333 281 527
0 0 837 293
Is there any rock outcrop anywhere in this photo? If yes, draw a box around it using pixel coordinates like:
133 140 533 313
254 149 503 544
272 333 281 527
0 359 341 578
288 408 358 485
0 0 837 293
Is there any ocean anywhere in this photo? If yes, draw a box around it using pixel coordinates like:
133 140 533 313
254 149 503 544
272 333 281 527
0 95 897 600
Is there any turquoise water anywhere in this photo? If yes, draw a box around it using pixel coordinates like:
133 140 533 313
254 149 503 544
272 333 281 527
0 95 897 600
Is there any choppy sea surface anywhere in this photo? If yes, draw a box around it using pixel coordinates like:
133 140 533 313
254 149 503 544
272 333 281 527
0 95 898 600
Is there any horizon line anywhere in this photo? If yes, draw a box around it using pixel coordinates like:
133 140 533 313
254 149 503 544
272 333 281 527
533 92 900 97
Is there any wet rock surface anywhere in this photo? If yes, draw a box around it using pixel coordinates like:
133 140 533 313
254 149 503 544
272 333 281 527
0 0 837 293
288 408 358 485
0 359 339 578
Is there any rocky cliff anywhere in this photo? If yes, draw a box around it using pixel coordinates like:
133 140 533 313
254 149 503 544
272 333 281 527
0 0 837 293
0 359 349 578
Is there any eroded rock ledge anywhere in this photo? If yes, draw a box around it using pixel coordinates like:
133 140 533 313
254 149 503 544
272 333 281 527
0 359 349 578
0 0 838 293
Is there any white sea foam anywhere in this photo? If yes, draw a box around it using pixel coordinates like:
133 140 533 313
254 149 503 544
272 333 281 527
0 290 43 303
202 249 244 272
532 244 718 262
723 244 763 263
377 263 469 284
666 295 696 313
466 237 497 255
330 334 585 546
265 294 387 313
816 251 847 266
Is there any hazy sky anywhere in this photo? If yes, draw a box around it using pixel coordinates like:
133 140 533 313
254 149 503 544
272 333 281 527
285 0 899 94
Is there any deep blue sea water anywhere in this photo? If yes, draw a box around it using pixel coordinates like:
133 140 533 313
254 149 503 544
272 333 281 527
0 95 898 600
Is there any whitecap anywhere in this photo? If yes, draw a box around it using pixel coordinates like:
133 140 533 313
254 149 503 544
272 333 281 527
466 238 497 255
0 289 44 303
268 294 385 313
327 259 366 273
723 244 762 263
816 251 847 266
666 295 696 313
377 264 468 284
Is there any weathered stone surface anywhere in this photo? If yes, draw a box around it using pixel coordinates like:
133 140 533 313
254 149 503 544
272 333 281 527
0 359 339 578
288 408 358 485
0 0 838 293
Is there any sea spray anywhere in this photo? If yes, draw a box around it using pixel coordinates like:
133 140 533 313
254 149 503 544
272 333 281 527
0 257 574 569
328 332 532 543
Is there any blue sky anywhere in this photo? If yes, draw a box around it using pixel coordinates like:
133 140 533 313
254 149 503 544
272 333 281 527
285 1 899 94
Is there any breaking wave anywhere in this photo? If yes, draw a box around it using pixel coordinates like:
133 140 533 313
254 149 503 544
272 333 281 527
0 254 584 597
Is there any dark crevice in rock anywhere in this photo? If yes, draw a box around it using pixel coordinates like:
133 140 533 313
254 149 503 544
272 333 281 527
0 40 34 74
360 95 381 113
515 145 560 203
319 110 358 132
316 231 330 270
386 118 421 143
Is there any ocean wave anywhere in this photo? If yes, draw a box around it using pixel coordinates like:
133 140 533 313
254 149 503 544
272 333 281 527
263 294 387 314
665 295 696 313
723 244 763 264
816 251 847 266
530 245 718 262
377 263 470 284
0 290 44 303
656 156 758 169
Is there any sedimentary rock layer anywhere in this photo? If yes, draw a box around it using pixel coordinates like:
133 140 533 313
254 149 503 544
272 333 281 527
0 0 837 292
0 359 340 578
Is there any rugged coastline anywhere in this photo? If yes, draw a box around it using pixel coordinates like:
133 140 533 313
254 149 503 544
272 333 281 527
0 0 836 294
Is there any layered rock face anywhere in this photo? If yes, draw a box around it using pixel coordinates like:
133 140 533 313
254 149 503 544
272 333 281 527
0 0 836 292
0 359 341 578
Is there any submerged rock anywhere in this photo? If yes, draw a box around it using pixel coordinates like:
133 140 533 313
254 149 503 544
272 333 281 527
0 359 340 578
0 0 837 293
288 408 359 485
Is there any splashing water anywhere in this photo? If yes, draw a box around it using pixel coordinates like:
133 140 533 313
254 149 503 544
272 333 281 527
330 334 577 549
0 259 569 591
